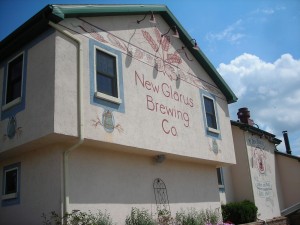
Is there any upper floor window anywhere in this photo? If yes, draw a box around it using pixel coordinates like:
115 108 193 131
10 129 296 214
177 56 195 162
94 48 121 104
4 53 24 109
204 96 218 130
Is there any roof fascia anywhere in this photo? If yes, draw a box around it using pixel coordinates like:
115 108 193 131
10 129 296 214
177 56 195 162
231 120 282 144
0 4 237 103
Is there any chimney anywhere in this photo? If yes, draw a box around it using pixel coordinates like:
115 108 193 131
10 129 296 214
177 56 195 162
282 131 292 155
237 107 254 125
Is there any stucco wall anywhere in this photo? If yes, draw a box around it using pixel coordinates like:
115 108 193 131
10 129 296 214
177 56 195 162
0 146 62 225
0 31 56 154
275 154 300 210
229 126 254 202
53 15 236 165
69 146 222 224
219 166 235 204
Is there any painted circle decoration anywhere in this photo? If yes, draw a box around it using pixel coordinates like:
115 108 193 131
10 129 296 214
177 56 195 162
102 110 115 133
7 116 17 139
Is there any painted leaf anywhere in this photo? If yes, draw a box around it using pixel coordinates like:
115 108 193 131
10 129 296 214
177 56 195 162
107 33 127 51
166 52 182 64
142 30 159 52
161 35 170 51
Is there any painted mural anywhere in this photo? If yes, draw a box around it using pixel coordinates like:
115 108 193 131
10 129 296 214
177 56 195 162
3 115 22 141
248 137 274 209
92 109 123 133
209 138 221 154
64 16 228 150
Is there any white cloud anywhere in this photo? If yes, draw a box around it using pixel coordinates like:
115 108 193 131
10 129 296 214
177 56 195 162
218 53 300 155
206 19 245 44
251 6 286 15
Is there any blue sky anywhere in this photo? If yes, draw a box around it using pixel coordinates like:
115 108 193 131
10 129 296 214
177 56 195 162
1 0 300 155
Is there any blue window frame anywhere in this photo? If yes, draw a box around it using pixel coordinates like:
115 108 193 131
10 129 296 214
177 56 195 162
200 90 221 139
2 162 21 206
89 39 125 113
6 54 23 104
1 51 27 120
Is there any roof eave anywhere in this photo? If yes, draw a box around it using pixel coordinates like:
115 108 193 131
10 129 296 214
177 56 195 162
0 4 237 103
231 120 282 144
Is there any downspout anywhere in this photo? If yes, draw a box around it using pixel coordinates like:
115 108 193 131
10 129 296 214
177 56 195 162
48 21 84 216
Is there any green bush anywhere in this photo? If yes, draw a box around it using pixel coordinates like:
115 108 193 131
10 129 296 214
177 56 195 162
125 207 156 225
42 210 114 225
221 200 258 224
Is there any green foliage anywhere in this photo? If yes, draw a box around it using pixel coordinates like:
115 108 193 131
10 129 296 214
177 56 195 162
221 200 258 224
175 208 220 225
125 207 156 225
157 208 174 225
42 210 114 225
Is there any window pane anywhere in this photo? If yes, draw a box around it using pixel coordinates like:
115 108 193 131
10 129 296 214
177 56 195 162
204 97 214 114
217 168 223 186
5 169 18 194
97 74 114 96
206 114 217 129
6 55 23 103
96 50 116 77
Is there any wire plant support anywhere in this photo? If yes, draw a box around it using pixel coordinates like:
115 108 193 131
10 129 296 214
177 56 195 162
153 178 171 214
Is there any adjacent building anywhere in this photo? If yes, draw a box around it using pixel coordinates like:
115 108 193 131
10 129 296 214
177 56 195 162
220 108 300 224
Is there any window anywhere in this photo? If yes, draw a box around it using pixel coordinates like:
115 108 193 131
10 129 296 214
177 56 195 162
204 96 218 130
2 162 20 206
217 168 224 189
5 54 24 107
95 48 121 103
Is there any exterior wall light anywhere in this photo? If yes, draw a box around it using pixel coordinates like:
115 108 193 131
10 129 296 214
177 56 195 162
155 154 166 163
191 38 199 50
161 26 180 38
137 11 156 24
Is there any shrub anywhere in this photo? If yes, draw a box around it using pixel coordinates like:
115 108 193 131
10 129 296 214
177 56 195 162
125 207 156 225
221 200 258 224
157 208 174 225
175 208 220 225
42 210 114 225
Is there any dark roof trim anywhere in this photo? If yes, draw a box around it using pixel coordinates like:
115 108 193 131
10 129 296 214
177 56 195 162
0 4 237 103
231 120 282 144
275 150 300 162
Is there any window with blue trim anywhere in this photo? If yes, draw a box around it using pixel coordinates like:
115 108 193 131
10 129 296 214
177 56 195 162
204 96 217 129
3 53 24 110
1 51 27 120
94 46 121 104
6 54 23 104
2 162 21 206
202 94 220 136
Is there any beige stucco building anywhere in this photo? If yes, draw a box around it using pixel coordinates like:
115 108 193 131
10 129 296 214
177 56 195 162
0 4 237 225
1 5 299 225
